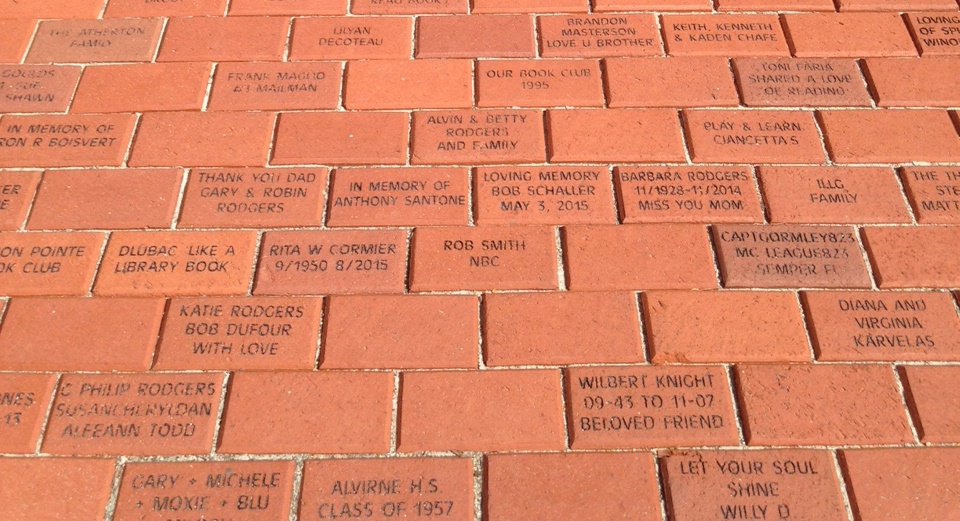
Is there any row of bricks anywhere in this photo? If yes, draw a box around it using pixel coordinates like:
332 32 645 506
3 12 960 67
2 166 959 233
1 290 958 371
3 57 960 115
1 109 960 169
0 225 959 295
3 448 959 520
1 363 957 455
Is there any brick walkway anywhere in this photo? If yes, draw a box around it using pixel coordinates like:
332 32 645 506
1 0 959 520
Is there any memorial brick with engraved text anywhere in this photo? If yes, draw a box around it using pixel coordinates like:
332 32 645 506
179 168 327 228
409 226 557 292
351 0 467 14
27 18 163 63
861 226 960 288
209 62 341 111
0 114 136 168
0 20 37 63
327 168 469 227
713 225 870 288
782 13 917 57
155 297 322 371
684 110 824 164
129 112 276 167
345 60 473 110
900 167 960 224
804 291 960 361
255 229 407 295
0 459 115 521
0 171 39 230
301 458 474 521
661 450 847 521
477 59 604 108
0 373 56 453
43 372 225 456
616 166 762 223
95 231 258 296
605 57 739 108
900 366 960 443
663 14 788 56
114 460 295 521
906 12 960 56
416 15 535 58
0 232 103 295
412 110 545 165
0 65 81 113
565 366 739 449
538 14 661 58
272 112 408 166
548 109 686 162
734 58 871 107
819 109 960 163
475 166 615 225
72 63 212 113
229 0 346 15
158 17 289 62
290 17 413 60
104 0 227 17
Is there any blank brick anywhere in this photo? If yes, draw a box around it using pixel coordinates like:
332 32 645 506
564 225 717 290
27 168 183 230
547 109 686 162
27 19 163 63
0 459 114 521
475 0 588 12
901 366 960 442
477 59 605 108
71 63 211 113
417 15 535 58
219 371 393 454
104 0 227 17
290 17 412 60
0 20 36 63
684 110 825 164
837 0 957 9
129 112 276 167
484 292 643 366
0 373 56 453
606 57 739 108
0 0 105 18
863 57 960 107
0 297 164 371
863 226 960 288
594 0 710 10
351 0 466 13
782 13 917 58
718 0 835 9
344 60 473 109
663 14 789 57
819 110 960 163
398 370 565 452
228 0 346 14
486 453 661 520
158 16 289 62
0 170 40 230
643 291 810 363
273 112 408 166
736 364 913 445
322 295 478 369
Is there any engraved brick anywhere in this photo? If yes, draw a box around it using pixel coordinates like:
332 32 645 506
0 297 164 371
219 371 393 454
301 458 474 521
900 166 960 224
547 109 686 162
72 63 211 113
104 0 227 17
713 224 871 289
155 297 322 370
0 65 81 113
27 19 163 63
684 110 824 164
0 170 40 230
643 291 809 363
129 112 276 167
1 0 105 18
397 370 564 452
352 0 467 13
158 17 289 62
565 366 739 448
95 231 258 296
209 62 341 111
115 460 295 520
0 232 103 296
662 450 846 521
417 15 535 58
0 20 36 63
734 58 871 107
28 168 183 230
0 114 137 168
290 17 412 60
43 372 225 455
564 224 717 290
345 60 473 110
229 0 346 14
0 373 56 453
863 57 960 107
327 167 469 227
255 229 407 295
819 109 960 163
272 112 408 166
474 165 616 225
841 448 960 521
804 291 960 361
477 59 604 108
901 366 960 443
538 14 661 58
322 295 478 369
486 452 661 520
484 292 643 366
615 166 762 223
862 226 960 288
906 12 960 56
0 458 115 521
178 168 327 228
409 226 558 292
758 166 911 224
782 13 917 57
606 57 739 108
663 14 789 57
736 364 913 445
411 109 545 165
